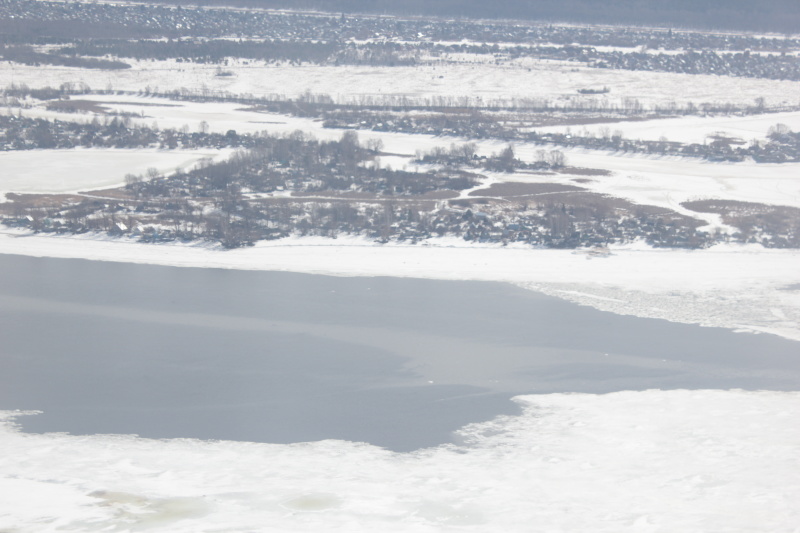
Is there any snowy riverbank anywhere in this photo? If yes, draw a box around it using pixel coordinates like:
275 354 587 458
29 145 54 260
2 229 799 341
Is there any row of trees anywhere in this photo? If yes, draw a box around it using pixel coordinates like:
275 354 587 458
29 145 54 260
416 143 566 172
0 113 254 151
58 39 417 67
0 45 130 70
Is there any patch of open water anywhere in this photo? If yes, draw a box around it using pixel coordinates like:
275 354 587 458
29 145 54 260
1 254 798 451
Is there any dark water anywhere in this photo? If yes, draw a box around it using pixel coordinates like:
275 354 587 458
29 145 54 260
1 254 799 451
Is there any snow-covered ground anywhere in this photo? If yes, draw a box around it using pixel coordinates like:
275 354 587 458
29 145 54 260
0 148 232 197
2 389 798 532
4 95 325 137
514 147 800 228
537 110 800 144
4 55 800 108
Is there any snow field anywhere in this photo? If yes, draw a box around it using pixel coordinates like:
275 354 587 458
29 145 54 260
536 110 800 144
1 389 798 532
511 145 800 233
3 96 327 137
0 148 232 197
4 54 800 108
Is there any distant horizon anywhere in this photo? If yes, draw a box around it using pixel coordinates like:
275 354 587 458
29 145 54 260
146 0 800 33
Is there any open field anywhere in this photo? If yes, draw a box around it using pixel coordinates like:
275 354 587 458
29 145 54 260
4 54 800 108
538 110 800 143
0 148 232 197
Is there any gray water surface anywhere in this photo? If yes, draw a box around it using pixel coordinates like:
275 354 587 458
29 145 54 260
1 254 799 451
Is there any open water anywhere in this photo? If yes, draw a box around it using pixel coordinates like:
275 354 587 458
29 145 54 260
1 254 799 451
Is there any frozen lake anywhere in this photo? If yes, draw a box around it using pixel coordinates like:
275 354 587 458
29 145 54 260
1 254 799 452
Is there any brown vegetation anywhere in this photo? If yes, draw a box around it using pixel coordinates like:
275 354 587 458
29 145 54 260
468 182 584 197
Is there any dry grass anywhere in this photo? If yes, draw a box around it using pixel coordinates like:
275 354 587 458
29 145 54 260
469 182 585 197
682 199 800 239
1 193 84 210
45 100 110 114
556 167 612 176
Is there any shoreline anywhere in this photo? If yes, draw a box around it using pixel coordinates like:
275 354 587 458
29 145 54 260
2 228 799 342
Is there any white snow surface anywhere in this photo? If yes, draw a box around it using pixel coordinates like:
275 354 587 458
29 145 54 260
537 110 800 144
0 148 231 196
4 56 800 108
1 389 798 532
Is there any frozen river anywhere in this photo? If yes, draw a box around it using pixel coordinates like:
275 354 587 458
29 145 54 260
2 254 799 451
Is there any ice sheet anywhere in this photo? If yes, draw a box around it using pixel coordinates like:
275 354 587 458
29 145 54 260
1 389 798 532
